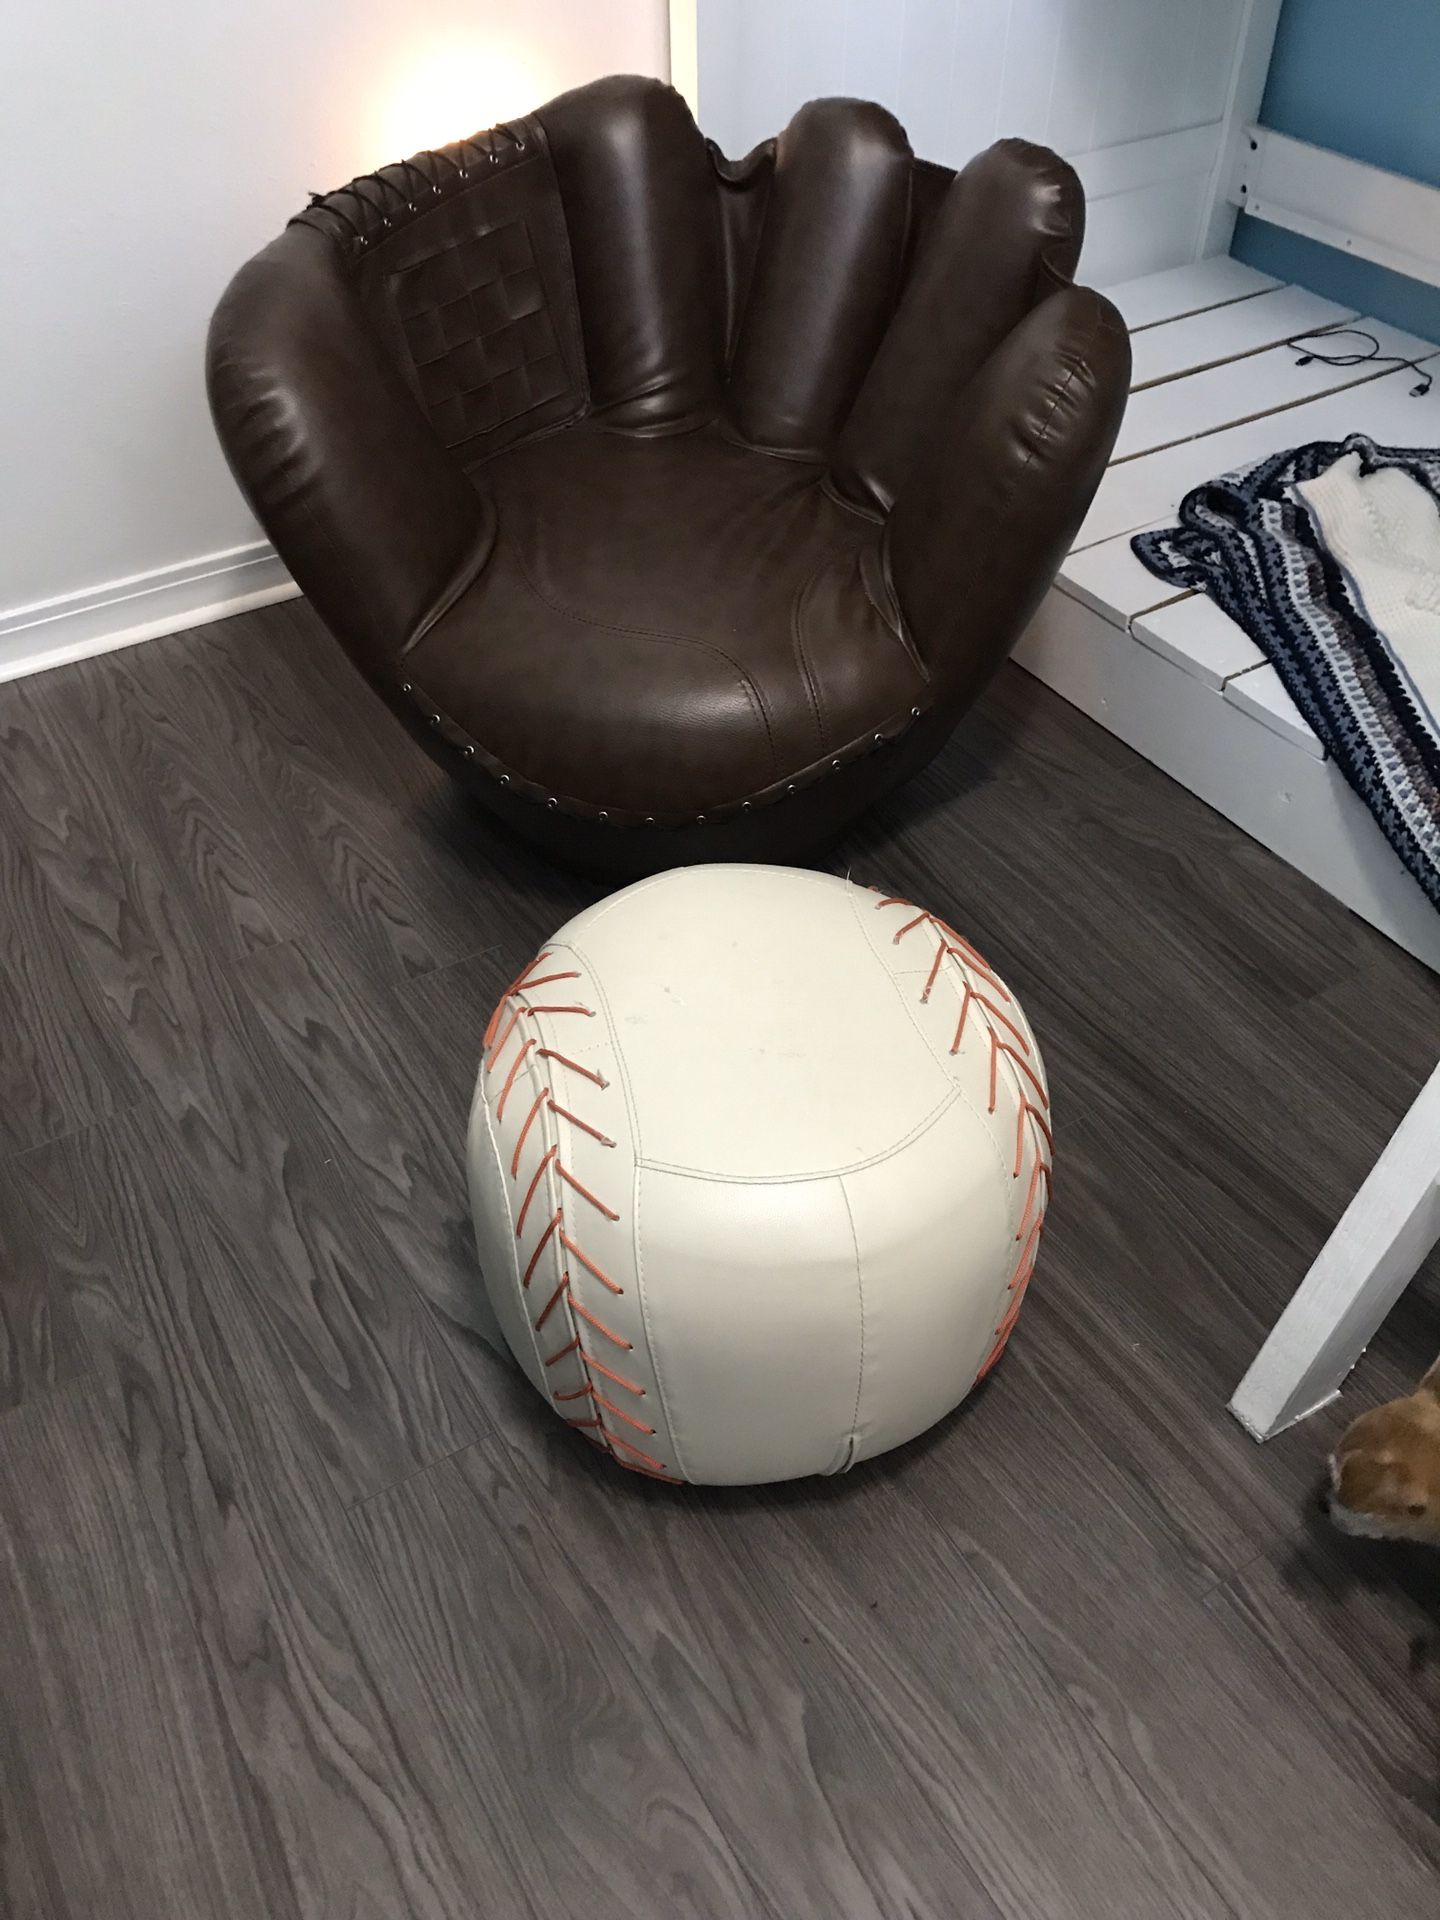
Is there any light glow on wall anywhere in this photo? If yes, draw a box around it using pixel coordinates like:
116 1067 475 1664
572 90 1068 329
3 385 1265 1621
370 40 547 164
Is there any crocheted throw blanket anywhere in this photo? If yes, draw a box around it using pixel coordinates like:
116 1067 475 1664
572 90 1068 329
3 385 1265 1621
1133 433 1440 908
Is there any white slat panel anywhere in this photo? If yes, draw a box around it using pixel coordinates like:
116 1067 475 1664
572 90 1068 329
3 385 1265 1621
1088 0 1152 147
1133 595 1265 690
1045 0 1113 154
1225 663 1324 757
1100 256 1281 330
1188 0 1252 125
1057 525 1190 628
1129 286 1358 388
1077 364 1440 548
1079 173 1212 289
1113 0 1203 145
1114 319 1440 459
997 0 1063 140
1071 124 1220 201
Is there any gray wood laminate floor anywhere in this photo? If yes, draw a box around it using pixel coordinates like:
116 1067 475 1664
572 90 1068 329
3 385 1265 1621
2 597 1439 1920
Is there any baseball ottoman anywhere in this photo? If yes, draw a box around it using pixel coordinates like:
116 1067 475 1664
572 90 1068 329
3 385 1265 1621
466 866 1052 1485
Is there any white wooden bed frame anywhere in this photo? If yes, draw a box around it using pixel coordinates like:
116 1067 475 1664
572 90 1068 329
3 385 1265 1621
1014 256 1440 1438
1006 0 1440 1439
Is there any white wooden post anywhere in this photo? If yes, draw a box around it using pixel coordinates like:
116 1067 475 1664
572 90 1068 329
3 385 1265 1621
1230 1059 1440 1440
1198 0 1284 259
667 0 699 118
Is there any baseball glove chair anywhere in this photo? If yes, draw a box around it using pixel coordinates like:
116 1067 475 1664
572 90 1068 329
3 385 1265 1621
207 75 1129 876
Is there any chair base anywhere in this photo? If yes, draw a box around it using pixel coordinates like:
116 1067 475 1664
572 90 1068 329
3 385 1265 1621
414 699 965 878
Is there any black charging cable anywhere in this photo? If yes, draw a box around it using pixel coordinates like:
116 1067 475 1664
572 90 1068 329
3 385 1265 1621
1286 327 1434 398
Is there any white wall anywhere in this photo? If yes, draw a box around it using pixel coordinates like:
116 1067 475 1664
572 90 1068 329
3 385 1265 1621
0 0 667 677
695 0 1259 290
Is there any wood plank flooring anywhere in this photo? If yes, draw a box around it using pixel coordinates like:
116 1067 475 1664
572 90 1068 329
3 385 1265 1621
2 596 1438 1920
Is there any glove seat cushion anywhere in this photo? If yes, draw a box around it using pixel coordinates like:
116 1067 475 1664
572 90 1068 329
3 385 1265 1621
406 424 927 820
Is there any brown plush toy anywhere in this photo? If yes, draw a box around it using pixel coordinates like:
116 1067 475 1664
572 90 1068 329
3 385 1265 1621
1325 1359 1440 1544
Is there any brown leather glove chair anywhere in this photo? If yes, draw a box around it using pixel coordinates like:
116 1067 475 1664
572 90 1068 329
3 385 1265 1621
208 75 1129 876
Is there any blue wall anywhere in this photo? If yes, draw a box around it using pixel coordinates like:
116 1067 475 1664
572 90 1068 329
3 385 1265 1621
1232 0 1440 341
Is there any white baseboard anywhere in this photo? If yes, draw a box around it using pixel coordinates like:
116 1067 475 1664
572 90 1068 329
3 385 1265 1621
0 540 299 685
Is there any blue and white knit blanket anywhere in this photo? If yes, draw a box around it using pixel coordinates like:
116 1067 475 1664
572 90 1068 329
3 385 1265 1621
1132 434 1440 907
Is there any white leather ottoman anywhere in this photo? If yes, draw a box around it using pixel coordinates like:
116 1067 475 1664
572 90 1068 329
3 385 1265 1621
467 866 1052 1485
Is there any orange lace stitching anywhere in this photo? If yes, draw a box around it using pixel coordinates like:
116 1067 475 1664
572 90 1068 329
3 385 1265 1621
509 1089 551 1179
521 1209 563 1289
515 1145 558 1239
873 891 1053 1384
569 1294 630 1347
494 1038 535 1121
486 951 681 1484
581 1351 645 1396
485 1005 524 1067
558 1227 621 1293
537 1049 608 1088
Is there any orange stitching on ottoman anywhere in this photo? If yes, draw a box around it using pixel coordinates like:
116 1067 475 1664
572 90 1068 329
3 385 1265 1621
876 897 1010 999
582 1351 645 1395
974 996 1031 1052
1011 1216 1043 1288
1015 1101 1054 1175
951 985 1034 1064
557 1163 620 1221
522 1210 563 1288
944 933 1009 999
996 1041 1047 1106
485 1005 524 1066
592 1388 655 1435
986 1033 1049 1115
922 942 947 1003
559 1228 621 1292
891 909 932 942
604 1430 672 1474
569 1295 629 1347
516 1145 559 1237
485 952 555 1049
484 948 679 1482
534 1273 571 1330
495 1039 536 1120
537 1049 608 1087
1016 1159 1051 1244
555 1382 656 1436
547 1099 615 1147
872 890 1053 1386
977 1229 1042 1382
510 1090 551 1177
952 981 975 1054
